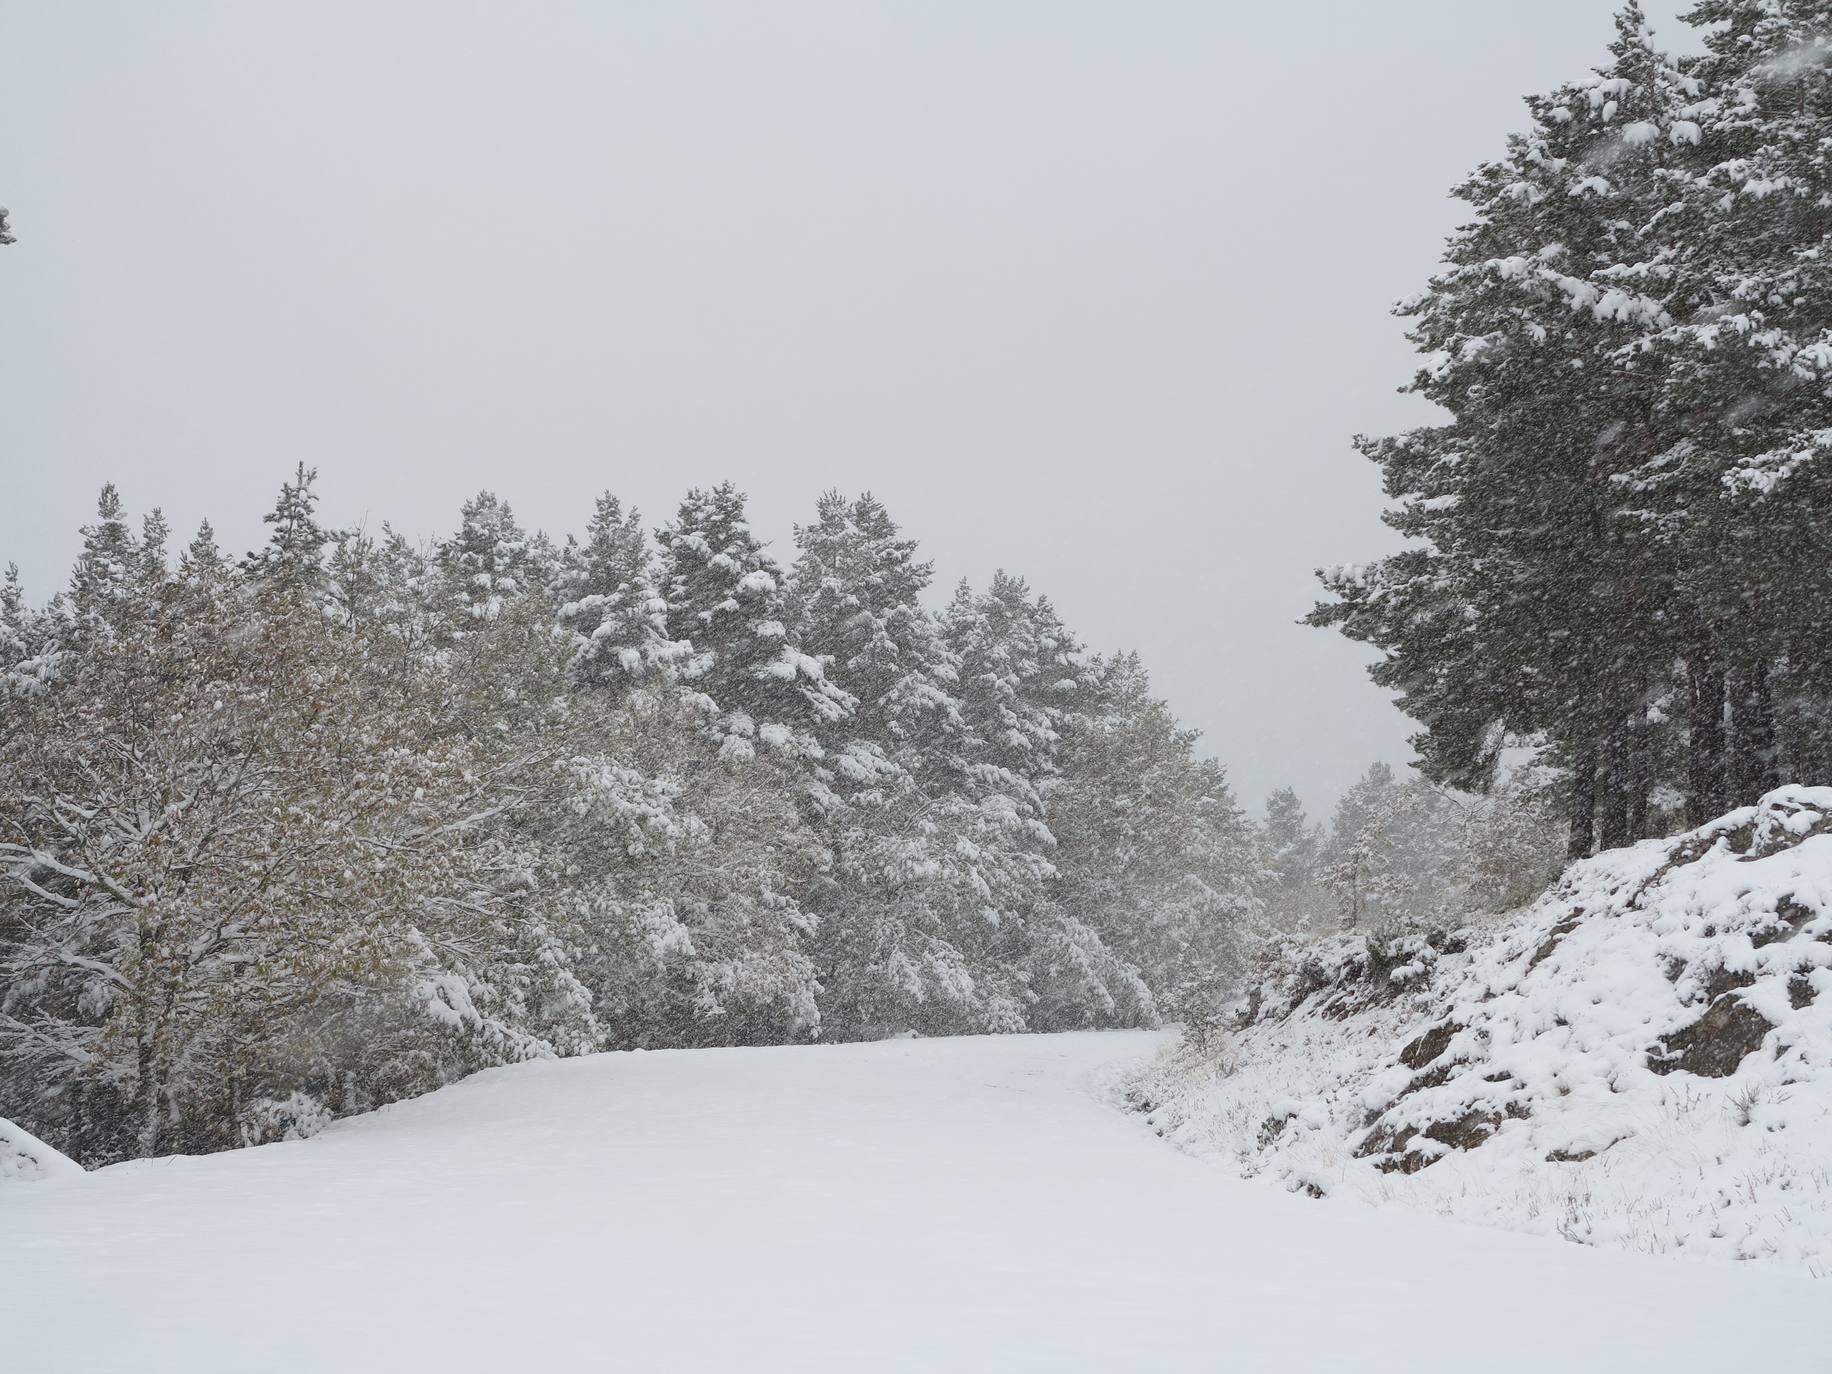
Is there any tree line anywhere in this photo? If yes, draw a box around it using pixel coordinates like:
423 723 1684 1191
1 473 1269 1163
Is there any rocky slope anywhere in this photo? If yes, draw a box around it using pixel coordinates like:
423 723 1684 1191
1135 786 1832 1275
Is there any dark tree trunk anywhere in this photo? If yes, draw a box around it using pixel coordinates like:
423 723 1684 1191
1597 711 1630 852
1626 703 1652 842
1567 736 1598 861
1728 660 1777 805
1686 654 1726 826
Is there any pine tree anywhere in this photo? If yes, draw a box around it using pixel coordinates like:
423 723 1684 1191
1046 652 1261 1024
557 492 664 688
137 509 170 588
69 484 139 635
0 564 61 700
440 491 538 625
1312 6 1724 856
1635 0 1832 803
1319 764 1479 932
179 520 224 582
944 572 1077 803
786 492 1023 1036
941 574 1065 908
244 463 330 593
1260 787 1323 930
659 482 851 760
940 575 1170 1029
0 564 40 691
790 492 943 738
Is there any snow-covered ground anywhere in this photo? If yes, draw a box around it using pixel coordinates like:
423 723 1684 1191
4 1031 1824 1371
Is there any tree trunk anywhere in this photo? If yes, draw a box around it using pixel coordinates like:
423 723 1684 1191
1626 703 1652 842
1686 653 1726 826
136 1034 161 1158
1728 660 1777 805
1566 736 1598 861
1597 712 1630 852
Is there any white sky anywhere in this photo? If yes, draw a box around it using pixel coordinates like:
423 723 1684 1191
0 1 1695 816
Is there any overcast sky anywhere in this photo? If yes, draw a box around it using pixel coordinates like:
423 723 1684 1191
0 1 1696 816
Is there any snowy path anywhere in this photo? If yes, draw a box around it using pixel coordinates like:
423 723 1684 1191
4 1031 1824 1372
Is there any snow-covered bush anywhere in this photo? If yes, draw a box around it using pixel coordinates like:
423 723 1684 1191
238 1093 335 1147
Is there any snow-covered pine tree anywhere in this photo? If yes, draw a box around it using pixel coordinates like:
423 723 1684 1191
659 482 852 761
1260 787 1324 931
939 574 1061 941
786 492 1011 1036
136 508 170 589
1313 5 1711 856
439 490 539 626
789 491 942 743
324 526 384 636
944 572 1068 809
178 520 225 583
1268 756 1562 939
1045 652 1261 1024
68 484 140 638
0 565 28 676
557 491 665 689
243 463 331 594
554 686 828 1047
1624 0 1832 802
941 574 1162 1029
0 563 55 695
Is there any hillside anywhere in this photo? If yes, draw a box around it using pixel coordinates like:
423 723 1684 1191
1135 786 1832 1276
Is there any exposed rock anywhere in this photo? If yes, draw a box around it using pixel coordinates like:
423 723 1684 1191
1525 913 1581 974
1398 1019 1462 1071
1648 993 1773 1079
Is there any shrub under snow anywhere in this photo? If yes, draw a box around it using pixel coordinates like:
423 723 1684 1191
1135 786 1832 1276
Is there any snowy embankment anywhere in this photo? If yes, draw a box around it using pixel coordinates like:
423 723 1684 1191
0 1113 81 1182
1137 786 1832 1276
4 1030 1825 1371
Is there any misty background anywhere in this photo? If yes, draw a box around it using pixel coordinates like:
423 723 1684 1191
0 1 1694 812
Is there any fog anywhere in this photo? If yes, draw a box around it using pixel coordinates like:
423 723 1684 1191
0 0 1692 812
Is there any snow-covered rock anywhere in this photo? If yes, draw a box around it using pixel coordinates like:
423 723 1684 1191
1 1115 83 1182
1135 786 1832 1275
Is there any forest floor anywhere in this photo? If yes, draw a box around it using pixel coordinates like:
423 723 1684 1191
5 1029 1824 1372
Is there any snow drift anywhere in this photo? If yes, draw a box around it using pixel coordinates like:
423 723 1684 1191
1135 785 1832 1275
1 1114 82 1182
